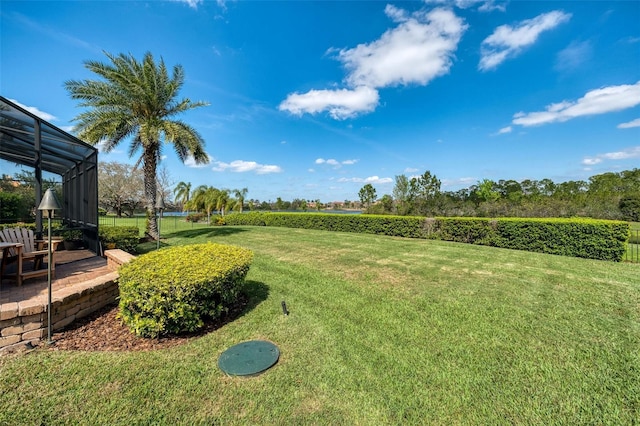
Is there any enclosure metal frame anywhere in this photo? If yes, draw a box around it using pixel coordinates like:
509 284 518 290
0 96 99 253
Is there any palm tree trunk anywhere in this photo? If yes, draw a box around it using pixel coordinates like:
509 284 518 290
143 149 159 239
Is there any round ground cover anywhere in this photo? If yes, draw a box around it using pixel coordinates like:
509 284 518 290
218 340 280 376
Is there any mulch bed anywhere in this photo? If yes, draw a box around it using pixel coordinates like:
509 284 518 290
43 295 249 352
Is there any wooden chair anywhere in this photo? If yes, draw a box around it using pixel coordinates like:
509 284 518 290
0 227 61 286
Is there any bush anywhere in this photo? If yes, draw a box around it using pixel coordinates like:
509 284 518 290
225 212 267 226
0 192 23 222
99 226 139 253
225 213 629 262
619 196 640 222
186 212 205 223
118 243 253 337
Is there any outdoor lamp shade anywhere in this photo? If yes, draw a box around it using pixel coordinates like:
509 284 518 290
38 188 62 211
156 197 166 210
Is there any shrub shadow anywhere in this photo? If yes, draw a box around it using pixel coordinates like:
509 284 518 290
241 280 270 314
172 227 249 239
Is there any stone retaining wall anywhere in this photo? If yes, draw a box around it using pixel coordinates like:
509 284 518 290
0 249 134 354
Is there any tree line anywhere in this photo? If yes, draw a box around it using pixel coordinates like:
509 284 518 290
359 169 640 221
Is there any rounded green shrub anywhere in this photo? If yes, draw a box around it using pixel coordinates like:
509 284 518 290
118 243 254 338
99 226 139 253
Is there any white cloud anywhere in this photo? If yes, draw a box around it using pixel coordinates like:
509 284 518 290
424 0 506 12
280 6 466 119
315 158 358 168
555 40 592 72
497 126 512 134
94 140 108 153
184 154 211 168
513 81 640 126
308 168 316 173
618 118 640 129
479 11 571 71
404 167 419 173
477 0 507 12
339 8 467 88
582 146 640 165
279 86 379 120
212 160 282 174
384 4 408 23
9 99 57 121
173 0 203 9
337 176 393 184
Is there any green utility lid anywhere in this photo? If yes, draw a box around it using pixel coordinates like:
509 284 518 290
218 340 280 376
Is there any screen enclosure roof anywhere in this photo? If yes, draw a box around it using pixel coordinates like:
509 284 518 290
0 96 97 176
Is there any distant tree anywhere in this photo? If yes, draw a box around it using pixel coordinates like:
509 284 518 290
98 161 144 216
174 181 192 213
156 165 174 206
66 51 209 239
290 198 303 210
233 188 248 213
0 171 59 220
0 192 22 222
260 201 271 210
392 174 412 215
476 179 500 203
497 179 523 203
359 184 377 210
409 171 441 216
619 196 640 222
380 194 394 213
187 185 219 224
275 197 285 211
216 189 231 216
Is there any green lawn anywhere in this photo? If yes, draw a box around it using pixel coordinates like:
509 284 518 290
99 214 210 235
3 226 637 424
627 222 640 262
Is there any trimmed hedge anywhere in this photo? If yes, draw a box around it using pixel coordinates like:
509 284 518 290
224 213 630 261
99 226 139 253
118 243 253 338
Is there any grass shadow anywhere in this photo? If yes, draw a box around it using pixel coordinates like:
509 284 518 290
135 227 250 254
171 227 249 239
242 279 270 314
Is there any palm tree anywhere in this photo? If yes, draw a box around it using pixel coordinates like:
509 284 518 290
216 189 231 217
233 187 248 213
187 185 219 225
65 51 209 239
174 181 192 214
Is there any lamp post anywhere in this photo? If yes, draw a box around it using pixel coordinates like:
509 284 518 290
37 188 61 345
156 196 165 250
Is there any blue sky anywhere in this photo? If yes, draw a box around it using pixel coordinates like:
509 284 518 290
1 0 639 203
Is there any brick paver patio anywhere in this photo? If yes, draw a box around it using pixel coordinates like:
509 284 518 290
0 250 112 307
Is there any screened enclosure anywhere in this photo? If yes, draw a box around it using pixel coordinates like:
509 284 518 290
0 96 99 253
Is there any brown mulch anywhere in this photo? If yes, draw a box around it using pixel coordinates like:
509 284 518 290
43 295 249 352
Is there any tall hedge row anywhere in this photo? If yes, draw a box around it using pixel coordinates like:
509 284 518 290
225 212 629 261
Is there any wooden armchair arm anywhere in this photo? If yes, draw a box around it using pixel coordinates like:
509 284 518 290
35 239 62 250
21 249 49 260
